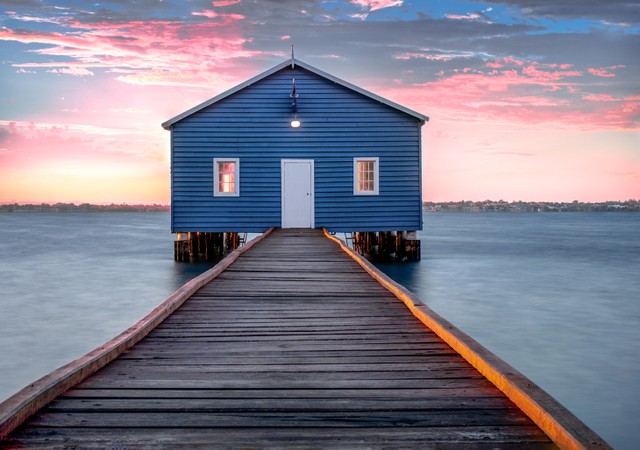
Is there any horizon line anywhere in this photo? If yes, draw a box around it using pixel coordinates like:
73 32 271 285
2 199 638 207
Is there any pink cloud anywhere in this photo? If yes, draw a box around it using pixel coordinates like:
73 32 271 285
486 57 526 68
502 96 567 107
0 28 83 47
601 101 640 127
522 64 582 81
212 0 241 6
587 65 625 78
583 94 619 102
1 13 265 88
588 67 616 78
374 62 638 130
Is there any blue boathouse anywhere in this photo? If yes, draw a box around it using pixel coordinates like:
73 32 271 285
162 58 428 261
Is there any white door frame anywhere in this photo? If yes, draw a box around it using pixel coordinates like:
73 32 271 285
281 159 314 228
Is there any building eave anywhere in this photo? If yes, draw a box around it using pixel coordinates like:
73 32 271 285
293 59 429 125
161 58 429 130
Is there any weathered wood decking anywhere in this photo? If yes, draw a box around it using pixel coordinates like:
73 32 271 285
1 229 608 448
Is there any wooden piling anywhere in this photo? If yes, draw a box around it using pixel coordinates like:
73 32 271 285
224 232 240 253
173 232 192 262
352 230 420 262
173 232 240 262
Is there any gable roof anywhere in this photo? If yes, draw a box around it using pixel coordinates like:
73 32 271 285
161 58 429 130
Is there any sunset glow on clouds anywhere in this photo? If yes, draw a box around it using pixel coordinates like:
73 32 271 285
0 0 638 203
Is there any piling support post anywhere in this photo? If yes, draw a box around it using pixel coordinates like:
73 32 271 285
398 230 421 262
225 232 240 253
173 232 193 262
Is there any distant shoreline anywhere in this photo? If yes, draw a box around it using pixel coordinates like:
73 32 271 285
1 200 638 213
0 203 170 213
424 200 639 213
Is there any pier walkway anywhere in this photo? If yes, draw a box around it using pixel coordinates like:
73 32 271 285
1 229 607 448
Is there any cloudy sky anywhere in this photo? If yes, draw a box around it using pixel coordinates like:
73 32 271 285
1 0 638 204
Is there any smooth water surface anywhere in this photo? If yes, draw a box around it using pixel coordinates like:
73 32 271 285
0 212 216 403
376 212 640 449
0 211 638 448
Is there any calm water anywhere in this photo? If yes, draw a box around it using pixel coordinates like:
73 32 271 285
377 212 640 449
0 212 217 404
0 211 638 448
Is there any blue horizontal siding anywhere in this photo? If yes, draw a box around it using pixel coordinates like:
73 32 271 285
170 65 423 233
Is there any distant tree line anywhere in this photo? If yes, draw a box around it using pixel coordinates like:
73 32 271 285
3 200 638 213
424 199 639 212
0 203 170 212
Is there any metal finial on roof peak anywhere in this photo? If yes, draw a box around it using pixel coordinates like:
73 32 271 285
291 45 295 69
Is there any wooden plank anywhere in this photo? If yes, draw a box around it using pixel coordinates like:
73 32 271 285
25 409 535 428
4 427 556 448
114 357 464 367
61 387 503 399
152 320 432 328
74 378 491 390
47 396 517 411
125 342 454 352
93 362 475 375
120 342 453 352
144 329 442 337
83 368 483 383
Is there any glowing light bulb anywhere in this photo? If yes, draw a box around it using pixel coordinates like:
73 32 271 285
290 119 301 128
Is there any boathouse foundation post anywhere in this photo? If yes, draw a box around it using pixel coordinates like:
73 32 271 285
351 230 420 262
173 232 242 262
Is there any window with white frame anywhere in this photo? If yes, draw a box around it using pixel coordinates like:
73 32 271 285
353 157 379 195
213 158 239 197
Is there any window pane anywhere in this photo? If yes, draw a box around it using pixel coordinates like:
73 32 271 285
355 158 378 194
357 160 373 191
217 161 236 193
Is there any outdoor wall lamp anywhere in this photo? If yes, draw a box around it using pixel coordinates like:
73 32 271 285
290 78 301 128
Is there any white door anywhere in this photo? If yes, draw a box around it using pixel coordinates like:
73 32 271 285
281 160 314 228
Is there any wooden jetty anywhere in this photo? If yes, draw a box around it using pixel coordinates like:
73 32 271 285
0 229 609 448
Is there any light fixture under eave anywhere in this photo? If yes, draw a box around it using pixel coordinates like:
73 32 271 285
290 77 300 128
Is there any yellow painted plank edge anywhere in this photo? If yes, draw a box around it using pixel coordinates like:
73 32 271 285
323 229 611 450
0 228 275 440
